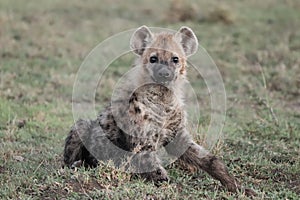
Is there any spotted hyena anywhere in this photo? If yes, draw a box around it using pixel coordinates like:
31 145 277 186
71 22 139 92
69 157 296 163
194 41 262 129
64 26 256 196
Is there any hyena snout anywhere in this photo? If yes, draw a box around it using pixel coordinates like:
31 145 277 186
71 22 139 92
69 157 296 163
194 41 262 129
158 68 171 78
153 64 174 84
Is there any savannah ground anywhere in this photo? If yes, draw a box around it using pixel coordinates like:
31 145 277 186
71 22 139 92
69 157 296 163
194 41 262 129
0 0 299 199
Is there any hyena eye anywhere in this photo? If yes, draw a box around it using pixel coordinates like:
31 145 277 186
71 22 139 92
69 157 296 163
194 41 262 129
172 56 179 64
149 56 158 63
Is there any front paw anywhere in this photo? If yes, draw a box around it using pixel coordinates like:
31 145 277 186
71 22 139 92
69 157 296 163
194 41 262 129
225 182 257 197
71 160 83 169
140 167 169 184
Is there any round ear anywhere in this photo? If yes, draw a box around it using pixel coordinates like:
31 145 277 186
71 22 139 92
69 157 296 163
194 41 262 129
130 25 153 56
175 26 198 57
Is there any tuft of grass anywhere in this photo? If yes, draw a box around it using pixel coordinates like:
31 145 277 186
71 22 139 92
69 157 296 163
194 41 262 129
207 4 236 25
164 0 198 23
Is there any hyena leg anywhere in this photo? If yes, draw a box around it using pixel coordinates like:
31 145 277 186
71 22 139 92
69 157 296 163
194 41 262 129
64 118 132 169
63 119 98 168
177 142 256 196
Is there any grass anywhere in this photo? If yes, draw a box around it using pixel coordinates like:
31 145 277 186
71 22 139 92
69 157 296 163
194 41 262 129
0 0 299 199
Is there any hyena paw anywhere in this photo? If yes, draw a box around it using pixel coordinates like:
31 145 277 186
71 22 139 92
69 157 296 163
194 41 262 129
226 182 257 197
141 167 169 184
71 160 83 169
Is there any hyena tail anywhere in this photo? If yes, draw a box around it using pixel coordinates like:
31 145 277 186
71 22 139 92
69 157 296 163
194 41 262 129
63 119 98 168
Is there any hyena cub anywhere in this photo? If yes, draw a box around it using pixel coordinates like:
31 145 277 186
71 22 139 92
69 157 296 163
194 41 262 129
64 26 256 196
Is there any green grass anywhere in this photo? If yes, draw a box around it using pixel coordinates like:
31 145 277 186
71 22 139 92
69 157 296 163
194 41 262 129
0 0 299 199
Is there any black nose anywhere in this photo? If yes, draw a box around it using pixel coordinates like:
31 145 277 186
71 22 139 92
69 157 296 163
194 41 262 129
158 69 170 78
153 64 174 84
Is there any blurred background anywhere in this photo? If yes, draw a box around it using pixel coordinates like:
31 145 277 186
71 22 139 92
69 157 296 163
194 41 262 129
0 0 299 199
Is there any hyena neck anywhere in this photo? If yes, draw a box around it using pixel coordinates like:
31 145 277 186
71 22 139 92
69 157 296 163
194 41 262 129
168 75 187 106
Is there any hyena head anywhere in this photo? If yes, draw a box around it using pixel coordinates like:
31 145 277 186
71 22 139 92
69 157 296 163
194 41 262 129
130 26 198 87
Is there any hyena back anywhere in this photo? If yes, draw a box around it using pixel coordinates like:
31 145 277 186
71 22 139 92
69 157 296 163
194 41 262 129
63 26 256 196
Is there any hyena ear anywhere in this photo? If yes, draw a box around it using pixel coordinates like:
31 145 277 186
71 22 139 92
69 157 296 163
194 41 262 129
130 25 153 56
175 26 198 57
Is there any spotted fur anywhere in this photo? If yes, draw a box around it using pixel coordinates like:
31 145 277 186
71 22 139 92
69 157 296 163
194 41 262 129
63 26 256 196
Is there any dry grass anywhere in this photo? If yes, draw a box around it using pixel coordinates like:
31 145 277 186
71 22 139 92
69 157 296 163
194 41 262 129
0 0 299 199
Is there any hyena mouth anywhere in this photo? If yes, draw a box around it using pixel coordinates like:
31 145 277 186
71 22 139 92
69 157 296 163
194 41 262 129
151 76 172 85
